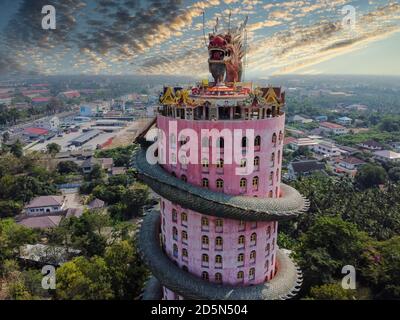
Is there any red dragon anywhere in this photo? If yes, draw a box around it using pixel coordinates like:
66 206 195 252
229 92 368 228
208 21 246 84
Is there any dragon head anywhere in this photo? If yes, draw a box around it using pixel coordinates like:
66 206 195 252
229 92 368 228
207 21 246 84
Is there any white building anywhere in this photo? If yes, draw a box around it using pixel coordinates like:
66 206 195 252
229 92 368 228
373 150 400 163
24 196 66 216
319 122 348 135
313 141 342 158
336 117 352 126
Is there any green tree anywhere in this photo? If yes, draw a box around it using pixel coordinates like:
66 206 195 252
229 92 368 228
10 140 23 158
57 161 80 174
361 236 400 299
297 216 371 287
355 163 388 189
0 200 22 218
56 256 114 300
307 283 356 300
46 143 61 156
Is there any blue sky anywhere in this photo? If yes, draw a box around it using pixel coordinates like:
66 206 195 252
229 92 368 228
0 0 399 77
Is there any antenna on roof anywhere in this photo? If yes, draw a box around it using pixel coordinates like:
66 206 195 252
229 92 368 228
202 11 208 47
228 10 231 33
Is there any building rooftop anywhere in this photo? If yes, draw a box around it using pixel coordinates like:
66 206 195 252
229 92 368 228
339 157 365 165
24 195 64 209
374 150 400 160
360 140 383 148
18 215 63 229
320 122 346 129
24 127 49 136
70 129 101 144
19 244 81 266
88 198 105 209
291 160 326 173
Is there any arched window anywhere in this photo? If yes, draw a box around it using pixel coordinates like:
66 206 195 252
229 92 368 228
249 268 255 279
238 235 245 245
215 255 222 264
269 171 274 185
251 232 257 244
265 243 271 255
278 131 283 143
181 212 187 223
202 254 209 263
272 133 277 145
215 236 223 246
173 226 178 241
267 226 271 239
237 271 244 280
173 244 178 257
215 272 222 283
276 169 280 181
202 178 209 188
271 152 275 163
252 176 259 190
201 217 209 227
250 250 256 260
181 230 188 242
240 159 247 167
182 248 188 257
238 253 244 262
216 158 224 169
181 175 187 182
202 158 209 168
269 190 273 198
265 260 269 271
172 209 177 222
217 137 224 149
239 220 246 231
241 136 248 148
202 271 209 281
254 135 261 147
216 178 224 189
240 178 247 188
202 235 209 245
254 156 260 168
277 150 281 163
216 219 223 228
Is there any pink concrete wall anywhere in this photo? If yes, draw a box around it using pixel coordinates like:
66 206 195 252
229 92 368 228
160 199 278 286
156 114 285 299
157 115 285 197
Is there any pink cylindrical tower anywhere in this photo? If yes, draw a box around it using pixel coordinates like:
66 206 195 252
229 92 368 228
136 22 308 301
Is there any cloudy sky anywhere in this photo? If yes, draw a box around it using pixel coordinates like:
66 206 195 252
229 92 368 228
0 0 399 78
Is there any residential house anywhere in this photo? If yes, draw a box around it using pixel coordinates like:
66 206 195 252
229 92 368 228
373 150 400 163
313 141 342 158
319 122 348 135
287 160 326 180
314 115 328 122
81 157 113 174
358 140 383 151
334 157 365 178
24 195 66 216
18 215 63 229
336 116 352 126
289 115 313 124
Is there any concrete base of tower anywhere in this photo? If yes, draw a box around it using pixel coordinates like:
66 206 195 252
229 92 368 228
138 210 303 300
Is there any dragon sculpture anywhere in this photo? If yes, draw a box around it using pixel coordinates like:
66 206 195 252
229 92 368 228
208 17 247 84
